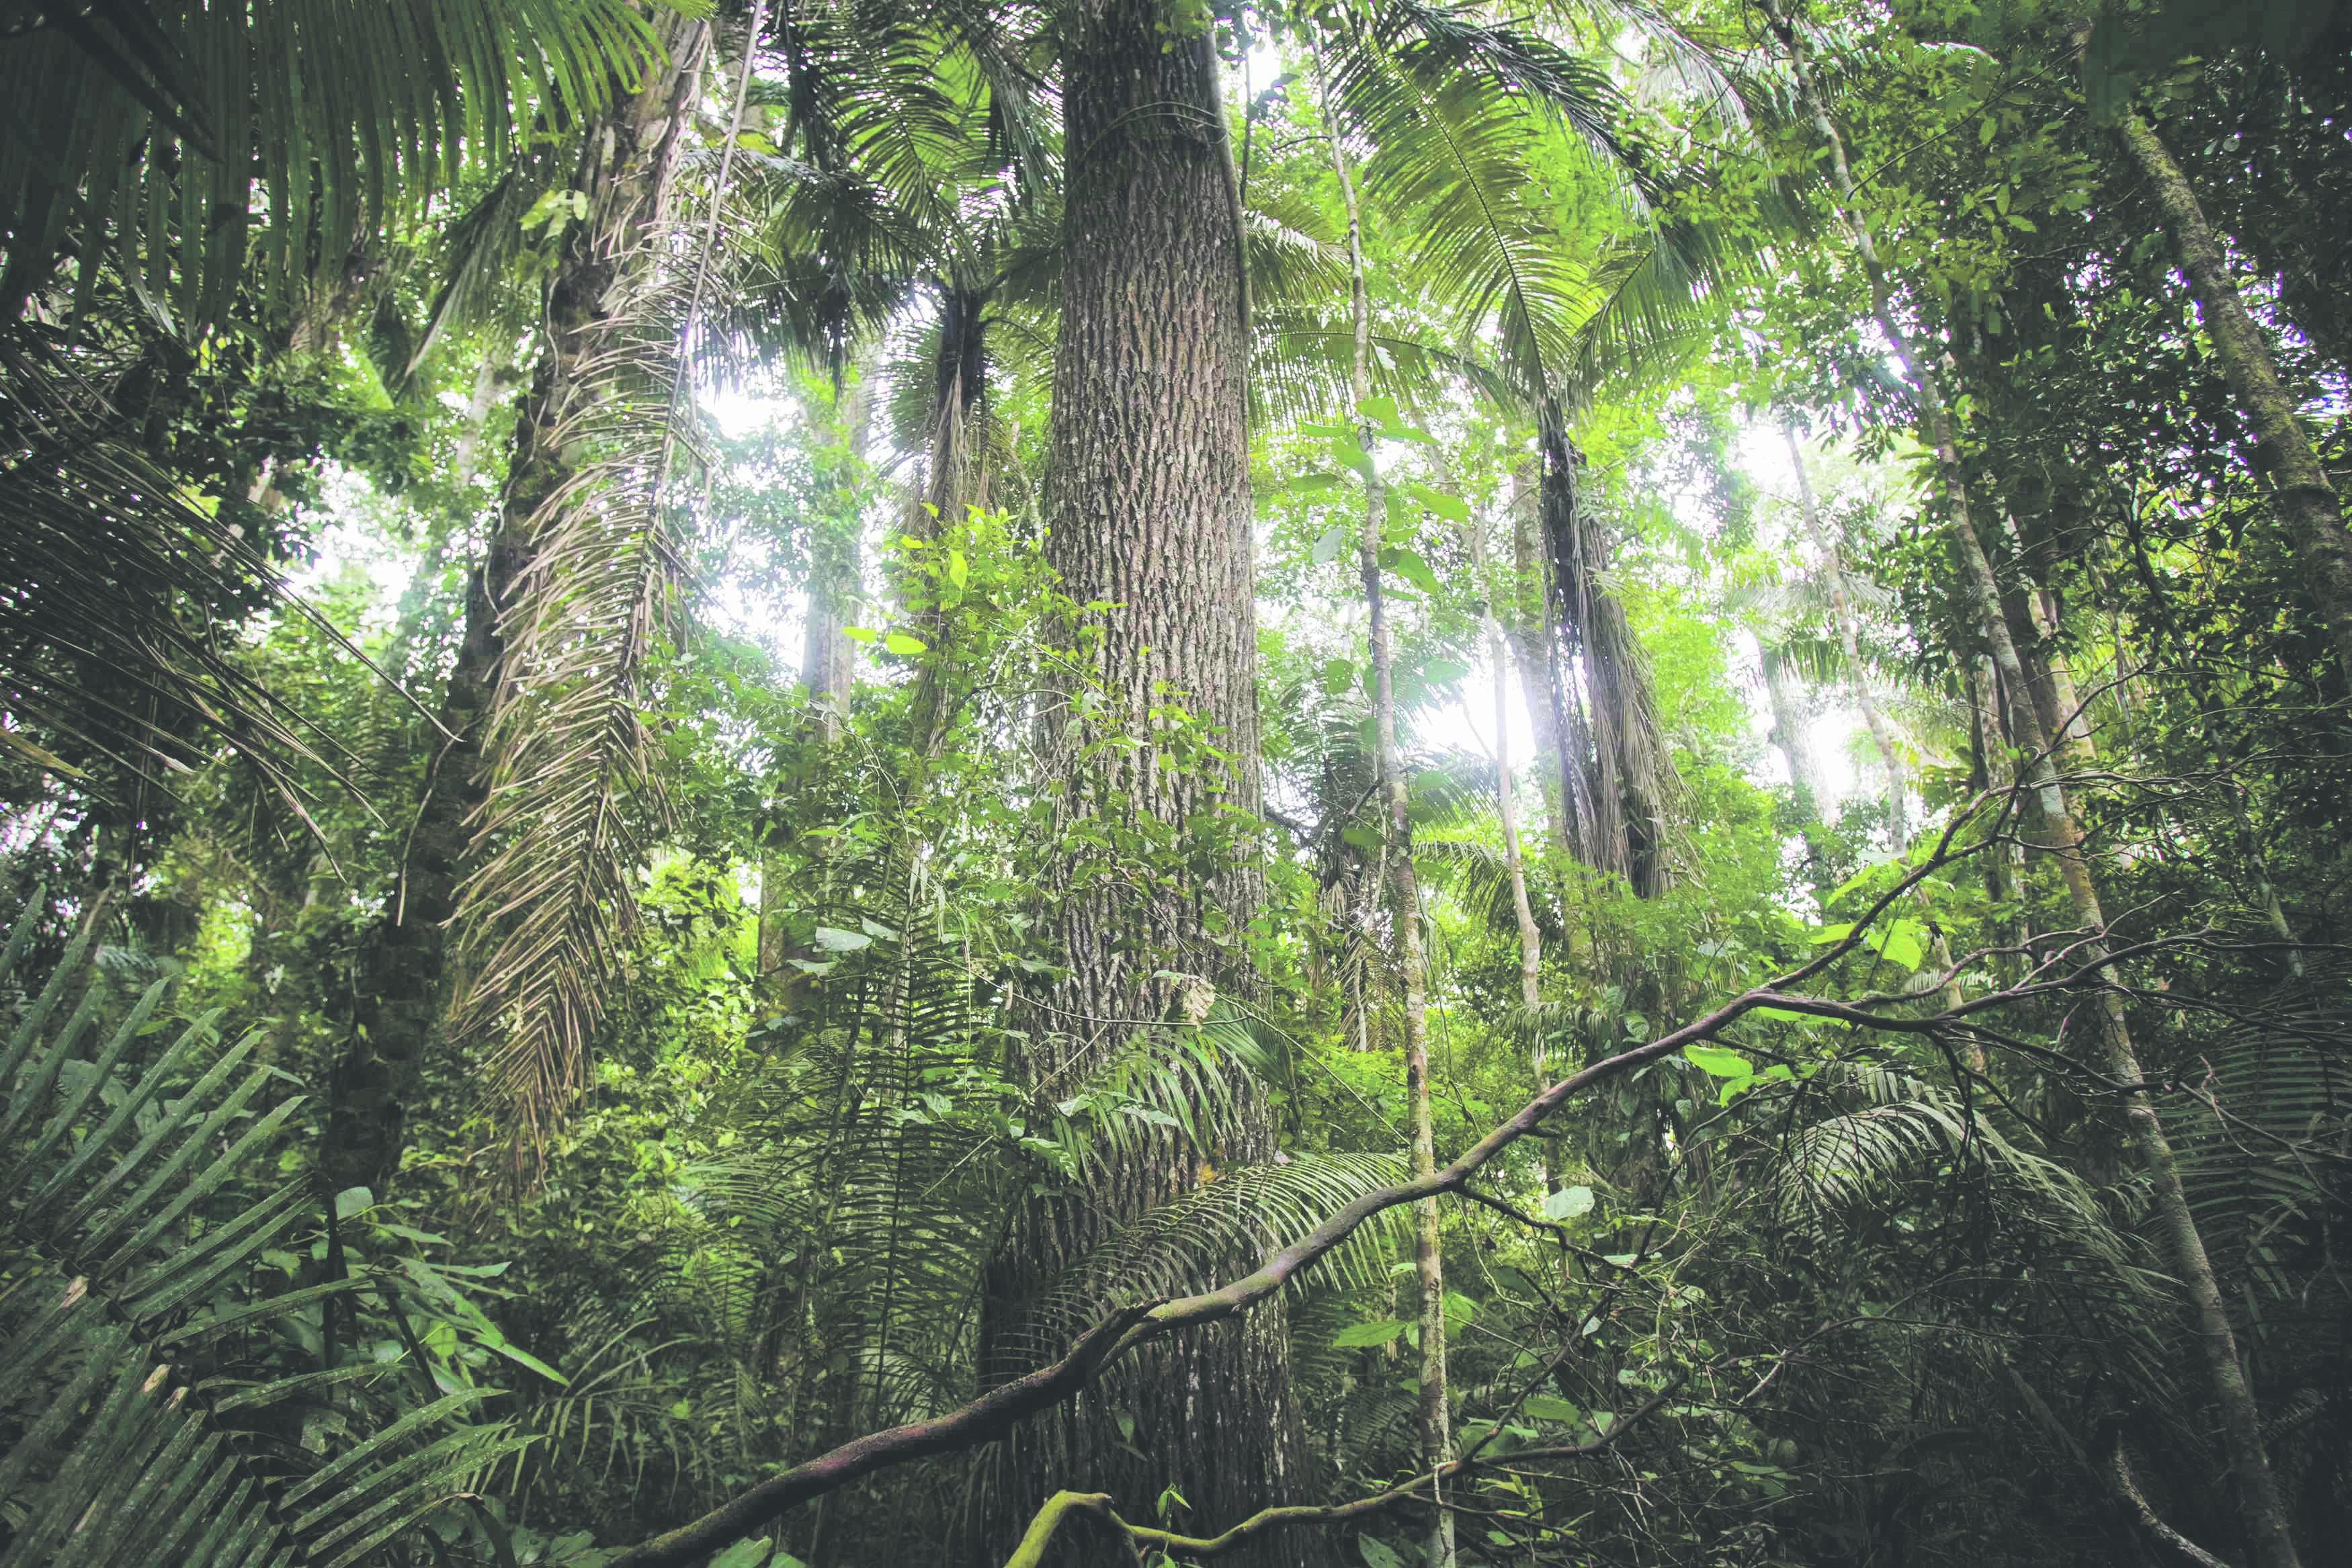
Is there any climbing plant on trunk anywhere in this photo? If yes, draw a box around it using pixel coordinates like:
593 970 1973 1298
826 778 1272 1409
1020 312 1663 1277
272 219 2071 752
968 7 1320 1563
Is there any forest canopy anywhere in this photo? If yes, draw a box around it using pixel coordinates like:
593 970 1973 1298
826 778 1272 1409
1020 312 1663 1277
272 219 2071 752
1 1 2347 1567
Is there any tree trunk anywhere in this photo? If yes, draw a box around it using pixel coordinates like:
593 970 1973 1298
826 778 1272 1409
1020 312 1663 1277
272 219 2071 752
1759 644 1818 821
1767 9 2304 1561
1536 425 1672 896
1966 654 2029 977
1466 502 1548 1188
1478 533 1544 1020
921 287 993 525
802 365 877 740
1329 89 1453 1567
2113 109 2352 686
905 298 989 769
321 11 712 1199
971 11 1319 1563
762 358 880 1011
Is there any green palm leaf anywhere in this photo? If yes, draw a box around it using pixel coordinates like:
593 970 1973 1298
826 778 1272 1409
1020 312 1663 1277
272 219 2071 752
0 0 667 333
0 899 534 1564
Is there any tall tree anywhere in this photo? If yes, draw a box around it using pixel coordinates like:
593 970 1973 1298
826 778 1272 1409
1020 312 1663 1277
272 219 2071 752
1329 75 1453 1568
972 7 1318 1561
1763 6 2304 1562
324 6 714 1195
2107 105 2352 684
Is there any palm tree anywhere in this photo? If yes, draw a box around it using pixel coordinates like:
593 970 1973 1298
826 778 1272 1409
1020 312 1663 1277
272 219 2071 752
324 3 718 1195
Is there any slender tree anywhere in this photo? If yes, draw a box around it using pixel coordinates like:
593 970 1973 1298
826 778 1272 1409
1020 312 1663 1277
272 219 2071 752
2110 105 2352 684
323 7 714 1196
1765 7 2304 1563
1329 77 1454 1568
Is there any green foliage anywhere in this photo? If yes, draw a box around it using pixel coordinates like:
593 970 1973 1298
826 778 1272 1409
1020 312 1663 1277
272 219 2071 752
11 1 2352 1565
0 908 537 1565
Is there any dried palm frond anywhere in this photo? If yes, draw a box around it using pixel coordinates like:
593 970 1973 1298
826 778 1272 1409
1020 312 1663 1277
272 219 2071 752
442 237 710 1170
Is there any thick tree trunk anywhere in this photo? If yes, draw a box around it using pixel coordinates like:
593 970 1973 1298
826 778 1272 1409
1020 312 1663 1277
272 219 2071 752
1536 427 1672 896
2114 110 2352 685
1768 9 2304 1561
972 12 1319 1564
321 12 712 1199
1329 92 1452 1568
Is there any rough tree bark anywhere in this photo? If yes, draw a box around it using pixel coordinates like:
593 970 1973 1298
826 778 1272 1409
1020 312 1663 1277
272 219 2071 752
970 11 1321 1564
1767 7 2304 1562
322 11 712 1199
1329 88 1453 1567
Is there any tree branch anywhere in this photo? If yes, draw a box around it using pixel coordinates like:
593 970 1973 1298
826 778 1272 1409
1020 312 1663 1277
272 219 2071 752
604 825 2036 1567
1004 1377 1682 1564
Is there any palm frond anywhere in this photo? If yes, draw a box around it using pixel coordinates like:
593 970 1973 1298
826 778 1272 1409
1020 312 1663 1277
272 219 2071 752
444 261 701 1172
1000 1151 1415 1370
0 326 413 810
0 0 665 334
0 900 530 1565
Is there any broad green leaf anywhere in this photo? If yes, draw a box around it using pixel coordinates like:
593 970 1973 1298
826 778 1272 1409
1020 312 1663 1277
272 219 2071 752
1523 1394 1581 1422
1870 919 1925 970
711 1542 784 1568
812 927 872 953
883 632 927 656
1684 1044 1751 1078
1404 482 1469 522
1311 524 1348 565
1544 1185 1595 1220
1381 548 1441 597
1332 1319 1409 1348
